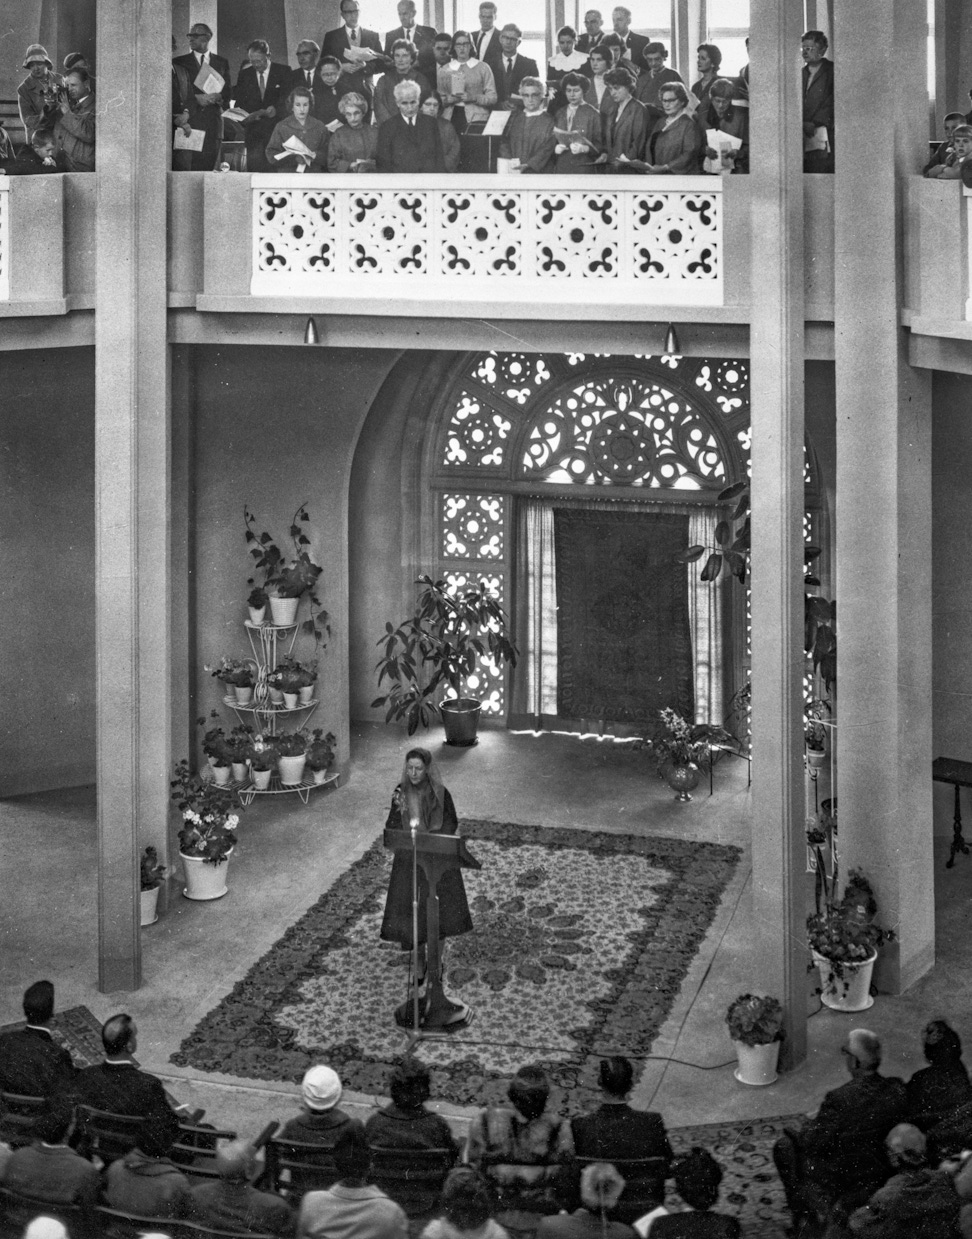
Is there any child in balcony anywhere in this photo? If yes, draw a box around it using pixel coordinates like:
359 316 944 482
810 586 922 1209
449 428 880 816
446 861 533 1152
924 112 966 177
927 123 972 183
3 127 69 175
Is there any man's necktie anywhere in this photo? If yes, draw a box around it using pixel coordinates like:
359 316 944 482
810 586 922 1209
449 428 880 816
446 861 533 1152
506 57 513 76
350 27 358 45
406 28 412 42
307 71 313 86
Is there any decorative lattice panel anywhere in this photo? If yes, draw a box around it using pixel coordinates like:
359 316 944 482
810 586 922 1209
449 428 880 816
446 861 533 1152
442 395 512 468
251 179 723 303
441 493 505 559
438 566 507 715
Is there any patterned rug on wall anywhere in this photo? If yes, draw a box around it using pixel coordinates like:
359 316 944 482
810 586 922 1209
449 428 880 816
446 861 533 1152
172 820 740 1114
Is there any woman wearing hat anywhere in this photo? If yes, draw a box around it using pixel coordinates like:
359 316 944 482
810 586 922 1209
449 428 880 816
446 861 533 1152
279 1065 360 1148
18 45 63 144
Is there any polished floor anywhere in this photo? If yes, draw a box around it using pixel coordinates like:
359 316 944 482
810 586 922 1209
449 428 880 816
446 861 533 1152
1 723 967 1145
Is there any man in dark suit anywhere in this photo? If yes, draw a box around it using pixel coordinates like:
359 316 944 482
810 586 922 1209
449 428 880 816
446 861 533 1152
567 1057 674 1223
384 0 438 81
773 1029 909 1231
0 980 77 1098
233 40 292 172
377 80 445 172
472 3 503 76
801 28 834 173
75 1014 189 1134
611 6 648 66
172 22 231 171
575 9 605 54
322 1 388 106
494 25 540 109
291 39 321 93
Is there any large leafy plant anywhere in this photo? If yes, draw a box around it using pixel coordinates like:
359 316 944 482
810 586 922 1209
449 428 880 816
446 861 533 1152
244 504 329 648
373 575 519 735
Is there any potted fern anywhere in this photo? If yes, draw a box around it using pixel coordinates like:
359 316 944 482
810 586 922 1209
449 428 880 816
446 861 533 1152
725 993 784 1085
373 574 519 745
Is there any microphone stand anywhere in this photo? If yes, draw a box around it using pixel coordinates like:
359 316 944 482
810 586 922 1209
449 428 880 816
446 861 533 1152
410 821 421 1039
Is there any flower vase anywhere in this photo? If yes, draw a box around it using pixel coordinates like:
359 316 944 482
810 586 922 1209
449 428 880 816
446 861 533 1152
210 763 231 786
269 595 299 626
140 886 160 927
312 766 330 785
278 754 307 785
247 606 266 625
666 761 700 801
252 767 272 790
268 687 284 704
812 948 876 1012
732 1039 780 1086
234 685 254 705
182 850 233 901
231 761 248 783
283 691 299 709
299 684 315 704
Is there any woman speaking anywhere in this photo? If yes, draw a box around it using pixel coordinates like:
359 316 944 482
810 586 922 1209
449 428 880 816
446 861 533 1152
379 749 473 995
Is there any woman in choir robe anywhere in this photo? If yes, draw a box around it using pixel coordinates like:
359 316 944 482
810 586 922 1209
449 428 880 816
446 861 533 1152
629 81 702 175
553 73 602 173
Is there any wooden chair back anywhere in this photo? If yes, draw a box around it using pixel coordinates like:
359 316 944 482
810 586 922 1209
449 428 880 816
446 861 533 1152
263 1135 340 1200
0 1091 46 1147
74 1103 146 1166
370 1144 457 1217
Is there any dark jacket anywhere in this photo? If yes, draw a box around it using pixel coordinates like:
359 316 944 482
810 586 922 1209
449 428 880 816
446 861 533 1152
365 1105 457 1215
278 1109 360 1146
105 1146 194 1219
172 51 231 170
0 1026 77 1097
569 1103 673 1218
802 56 834 170
376 111 445 173
75 1060 176 1126
494 54 540 106
191 1179 296 1236
906 1060 972 1132
650 1212 740 1237
234 62 293 170
802 1073 910 1198
321 26 387 99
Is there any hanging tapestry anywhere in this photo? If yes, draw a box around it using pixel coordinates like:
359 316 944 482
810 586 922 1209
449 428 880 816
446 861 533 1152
554 509 694 724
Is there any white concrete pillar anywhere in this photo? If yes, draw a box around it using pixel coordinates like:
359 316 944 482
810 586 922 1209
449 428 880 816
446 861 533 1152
748 0 807 1069
95 0 171 991
672 0 704 85
834 0 934 994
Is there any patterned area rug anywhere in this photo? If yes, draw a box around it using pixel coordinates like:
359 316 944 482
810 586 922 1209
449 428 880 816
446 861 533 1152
667 1114 798 1239
0 1006 104 1068
172 821 740 1112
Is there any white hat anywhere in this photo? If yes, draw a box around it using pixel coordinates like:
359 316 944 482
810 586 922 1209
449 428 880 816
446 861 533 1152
302 1064 342 1111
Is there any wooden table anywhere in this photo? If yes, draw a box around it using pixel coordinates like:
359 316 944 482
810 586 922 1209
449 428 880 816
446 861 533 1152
933 757 972 868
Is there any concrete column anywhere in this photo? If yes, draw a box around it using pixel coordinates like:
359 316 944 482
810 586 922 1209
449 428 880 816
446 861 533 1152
95 0 171 991
834 0 934 994
748 0 807 1069
672 0 703 86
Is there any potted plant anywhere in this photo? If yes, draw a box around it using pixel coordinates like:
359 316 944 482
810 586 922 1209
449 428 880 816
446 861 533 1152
265 665 285 705
247 734 276 790
276 730 309 785
207 656 257 705
805 698 831 769
296 659 318 704
139 846 168 926
807 862 892 1011
641 707 733 802
725 993 784 1085
199 714 233 785
305 728 336 784
247 585 268 626
244 504 329 644
170 760 240 900
275 656 304 709
226 723 254 783
373 574 519 745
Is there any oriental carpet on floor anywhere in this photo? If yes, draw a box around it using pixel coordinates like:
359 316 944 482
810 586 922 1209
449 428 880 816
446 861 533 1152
0 1005 105 1068
172 820 740 1114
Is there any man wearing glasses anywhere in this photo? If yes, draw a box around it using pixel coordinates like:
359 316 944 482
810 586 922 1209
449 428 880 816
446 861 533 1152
323 2 387 105
172 23 231 170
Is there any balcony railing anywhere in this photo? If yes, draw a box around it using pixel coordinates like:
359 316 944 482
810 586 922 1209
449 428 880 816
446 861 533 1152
250 174 724 306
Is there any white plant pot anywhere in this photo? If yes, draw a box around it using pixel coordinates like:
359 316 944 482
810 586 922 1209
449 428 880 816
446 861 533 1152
812 948 877 1011
268 687 284 704
211 763 231 786
282 692 299 709
732 1038 780 1086
140 886 160 926
231 761 248 783
182 850 233 901
298 684 315 703
233 684 254 705
252 767 272 790
807 748 827 769
311 766 330 784
248 606 266 625
278 753 307 786
269 595 299 625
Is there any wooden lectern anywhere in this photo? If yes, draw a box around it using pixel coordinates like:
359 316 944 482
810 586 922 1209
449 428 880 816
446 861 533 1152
383 828 481 1032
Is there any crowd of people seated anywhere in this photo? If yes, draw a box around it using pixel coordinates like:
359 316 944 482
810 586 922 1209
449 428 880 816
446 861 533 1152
7 981 972 1237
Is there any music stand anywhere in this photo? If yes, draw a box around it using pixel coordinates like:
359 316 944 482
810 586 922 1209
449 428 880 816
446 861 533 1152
383 829 481 1038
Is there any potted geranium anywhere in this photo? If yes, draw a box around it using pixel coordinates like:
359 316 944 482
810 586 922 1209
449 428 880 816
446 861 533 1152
373 574 518 745
247 734 276 790
275 656 304 709
807 862 892 1011
725 993 784 1085
140 847 168 926
199 714 233 785
226 723 254 783
247 585 268 626
305 729 336 784
276 730 309 785
641 707 733 801
170 759 240 901
207 656 257 705
244 504 328 644
296 659 318 704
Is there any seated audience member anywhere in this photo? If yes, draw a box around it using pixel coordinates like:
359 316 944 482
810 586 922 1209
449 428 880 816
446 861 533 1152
384 0 438 81
53 67 95 172
104 1114 193 1221
632 82 702 174
327 93 377 172
567 1058 673 1224
635 43 682 111
503 78 556 172
801 29 834 173
298 1124 407 1239
465 1064 567 1228
553 73 602 173
421 93 461 171
293 40 322 92
928 124 972 182
377 79 445 172
924 113 966 176
598 68 649 171
266 87 330 172
691 43 721 129
650 1148 739 1237
423 1167 510 1239
547 27 590 112
906 1020 972 1132
494 25 540 110
773 1029 909 1231
845 1123 960 1238
18 45 62 145
312 56 353 126
585 47 614 120
537 1163 636 1239
234 40 293 173
0 981 76 1097
192 1138 296 1237
374 39 432 126
0 1098 99 1211
703 78 748 174
439 31 498 134
280 1066 359 1146
75 1013 191 1131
